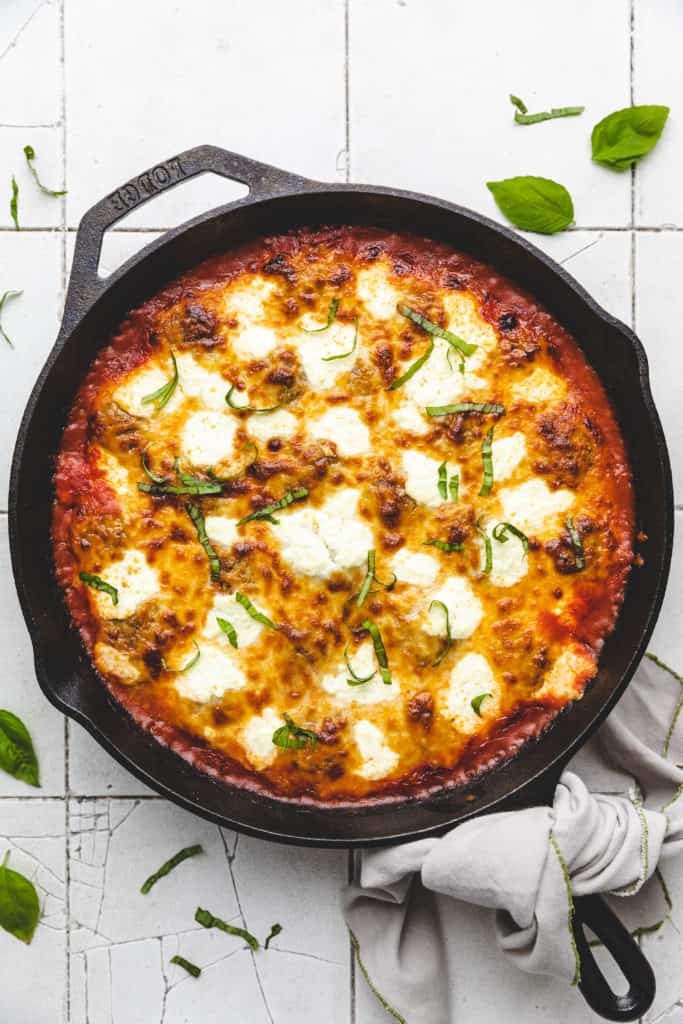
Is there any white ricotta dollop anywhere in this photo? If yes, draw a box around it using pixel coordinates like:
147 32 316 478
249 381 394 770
498 478 574 538
401 449 460 508
319 642 401 706
479 522 528 588
390 549 440 587
293 318 359 391
444 652 500 733
180 410 238 467
113 360 182 419
276 489 372 578
422 576 483 639
309 406 370 457
89 548 160 620
392 399 430 436
241 707 283 767
246 408 298 444
491 432 526 482
202 593 264 647
356 265 399 320
175 353 229 410
204 515 240 549
352 720 399 780
223 277 280 358
173 643 246 703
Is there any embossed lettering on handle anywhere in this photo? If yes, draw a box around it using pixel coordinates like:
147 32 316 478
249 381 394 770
106 157 187 214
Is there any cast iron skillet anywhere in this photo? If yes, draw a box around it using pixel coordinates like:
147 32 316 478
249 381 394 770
9 146 673 1020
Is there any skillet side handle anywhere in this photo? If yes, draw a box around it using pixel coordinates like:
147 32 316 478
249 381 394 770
573 894 655 1021
62 144 313 332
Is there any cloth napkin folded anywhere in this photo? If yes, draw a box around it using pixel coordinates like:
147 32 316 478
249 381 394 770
343 655 683 1023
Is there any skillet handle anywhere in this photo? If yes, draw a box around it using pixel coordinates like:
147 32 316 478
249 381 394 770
573 894 655 1021
63 144 313 331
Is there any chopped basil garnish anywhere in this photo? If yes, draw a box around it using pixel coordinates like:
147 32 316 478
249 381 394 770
195 907 259 950
140 844 203 894
388 338 434 391
170 955 201 979
0 851 39 944
361 618 391 684
23 145 67 196
0 710 40 787
272 713 318 750
423 538 463 553
235 592 278 630
0 289 22 348
79 571 118 606
187 504 220 579
216 617 238 648
344 644 377 686
471 693 492 717
225 384 291 415
236 487 308 526
397 304 477 357
565 515 585 571
161 640 200 674
141 351 178 411
509 94 528 114
487 176 574 235
141 451 168 485
10 176 19 230
479 426 494 496
429 600 452 667
357 549 376 608
322 317 359 361
449 473 460 503
264 923 282 949
437 462 459 502
476 519 492 575
591 105 670 170
301 297 339 333
426 401 504 418
509 96 584 126
492 521 529 553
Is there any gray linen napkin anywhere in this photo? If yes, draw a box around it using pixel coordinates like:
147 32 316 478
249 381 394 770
343 656 683 1023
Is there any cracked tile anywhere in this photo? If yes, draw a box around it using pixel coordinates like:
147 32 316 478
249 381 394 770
0 0 61 124
0 800 65 1023
640 853 683 1021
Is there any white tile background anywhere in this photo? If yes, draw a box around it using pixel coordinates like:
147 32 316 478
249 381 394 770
1 1 682 1021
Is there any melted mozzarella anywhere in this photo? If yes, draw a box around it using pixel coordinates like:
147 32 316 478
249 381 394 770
180 410 238 467
390 549 440 586
293 319 359 390
175 354 229 410
481 523 528 588
276 511 337 577
94 447 136 508
537 645 596 700
498 479 574 538
491 432 526 482
91 548 159 620
356 265 399 320
223 277 280 358
113 361 181 418
441 292 498 373
94 643 140 685
422 576 483 639
401 449 459 508
402 339 486 410
309 406 370 457
276 489 372 577
392 398 429 435
173 642 246 703
352 720 399 779
241 707 282 767
202 593 264 646
204 515 239 548
246 408 298 443
320 642 401 706
232 325 280 359
444 652 500 733
511 367 567 405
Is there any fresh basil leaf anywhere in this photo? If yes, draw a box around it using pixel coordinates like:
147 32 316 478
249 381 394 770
272 713 318 750
0 851 40 943
187 504 220 580
79 572 119 606
141 351 178 411
0 711 40 787
235 592 278 630
471 693 492 717
216 617 238 648
160 641 201 675
0 289 22 348
487 176 574 235
591 105 669 170
237 487 308 526
361 619 391 685
140 844 203 894
423 538 463 553
23 145 67 196
10 176 19 230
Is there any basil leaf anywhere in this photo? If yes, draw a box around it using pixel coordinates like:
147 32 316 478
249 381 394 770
161 641 200 675
141 452 168 485
429 600 452 667
0 289 22 348
0 711 40 787
361 618 391 685
471 693 492 717
423 538 463 553
79 572 119 606
187 504 221 580
493 521 529 553
0 851 40 944
195 907 260 950
170 955 201 978
591 105 669 170
235 592 278 630
510 96 584 126
225 385 291 415
10 176 19 230
357 549 376 608
322 317 359 361
140 844 203 894
509 94 528 115
264 923 282 949
487 176 574 235
565 515 585 572
272 713 318 750
437 462 447 501
426 401 504 418
344 643 377 686
479 426 494 496
216 617 238 648
476 519 492 574
301 297 339 333
23 145 67 196
387 338 434 391
141 351 178 411
237 487 308 526
397 305 477 357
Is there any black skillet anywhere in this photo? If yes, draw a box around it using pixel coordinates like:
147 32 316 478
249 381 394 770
9 146 673 1020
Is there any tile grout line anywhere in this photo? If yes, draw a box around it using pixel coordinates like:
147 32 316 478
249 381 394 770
344 0 351 183
629 0 637 332
8 224 683 235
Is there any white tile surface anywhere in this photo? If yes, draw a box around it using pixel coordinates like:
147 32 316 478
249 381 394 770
0 127 64 228
0 0 61 126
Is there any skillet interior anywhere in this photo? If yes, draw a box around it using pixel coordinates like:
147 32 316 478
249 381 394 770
9 178 673 846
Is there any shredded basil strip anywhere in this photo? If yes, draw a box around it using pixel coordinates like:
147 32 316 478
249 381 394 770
140 844 203 894
187 504 220 579
426 401 505 418
423 538 463 553
141 451 168 485
79 572 118 606
272 712 318 750
216 616 238 648
388 337 434 391
237 487 308 526
397 304 478 357
492 521 529 553
513 102 584 126
357 549 376 608
471 693 492 717
322 317 359 361
23 145 67 196
361 618 391 684
225 384 290 415
344 644 377 686
446 345 465 375
476 520 493 575
509 94 528 114
195 907 259 950
170 955 201 979
138 478 222 496
429 600 452 667
449 473 460 503
301 297 339 333
479 426 494 496
0 289 22 348
566 515 585 571
141 350 178 411
235 592 278 630
10 176 19 230
264 923 282 949
437 462 448 501
173 458 224 493
161 640 200 674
